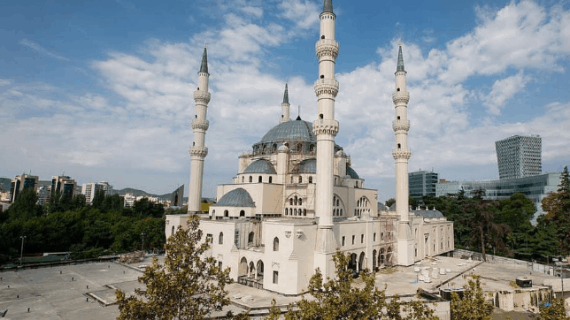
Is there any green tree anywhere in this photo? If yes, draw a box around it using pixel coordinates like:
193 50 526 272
450 275 493 320
284 251 438 320
539 298 570 320
5 188 43 220
115 215 231 320
541 166 570 255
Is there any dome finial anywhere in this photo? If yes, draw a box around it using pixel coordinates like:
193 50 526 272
323 0 333 13
200 47 208 74
397 44 405 72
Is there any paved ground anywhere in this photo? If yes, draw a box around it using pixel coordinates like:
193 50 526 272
0 255 565 319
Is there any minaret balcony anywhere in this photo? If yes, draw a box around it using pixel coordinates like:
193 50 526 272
392 148 412 160
189 145 208 158
314 79 339 97
312 119 339 136
392 119 410 132
316 39 339 60
191 119 210 131
392 91 410 105
193 90 211 104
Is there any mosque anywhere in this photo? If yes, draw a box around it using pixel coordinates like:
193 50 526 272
166 0 454 295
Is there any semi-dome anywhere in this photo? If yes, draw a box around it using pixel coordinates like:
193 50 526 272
260 118 316 144
298 159 316 173
215 188 255 207
244 159 276 174
347 166 359 179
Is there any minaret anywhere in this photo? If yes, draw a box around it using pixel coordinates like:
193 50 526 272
188 47 211 214
313 0 340 278
392 45 414 265
279 83 290 123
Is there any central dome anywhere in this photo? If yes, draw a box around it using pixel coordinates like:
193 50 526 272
260 118 316 144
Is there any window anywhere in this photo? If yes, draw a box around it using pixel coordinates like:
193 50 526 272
299 176 302 183
219 261 222 269
309 176 313 183
290 198 293 205
397 116 400 120
249 176 252 183
291 176 294 183
269 176 272 183
285 208 288 215
397 143 401 149
241 176 244 183
342 236 345 246
273 271 279 284
171 226 175 237
248 232 254 245
206 233 213 244
294 197 298 205
397 88 400 91
224 210 229 217
381 233 384 240
361 234 364 243
258 176 262 183
321 35 325 39
352 235 355 245
234 230 239 246
219 232 223 245
373 233 376 242
299 198 302 205
273 237 279 251
240 210 245 217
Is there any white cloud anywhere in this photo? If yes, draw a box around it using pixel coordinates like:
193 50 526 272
0 79 12 86
278 0 319 30
483 72 529 115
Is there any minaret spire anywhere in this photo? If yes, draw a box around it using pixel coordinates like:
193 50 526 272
313 0 340 279
392 44 414 266
279 83 291 123
200 47 209 74
188 47 211 214
397 44 405 72
323 0 333 13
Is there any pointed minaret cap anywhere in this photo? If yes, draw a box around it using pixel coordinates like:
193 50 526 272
323 0 333 13
397 45 405 72
199 47 209 74
282 83 289 104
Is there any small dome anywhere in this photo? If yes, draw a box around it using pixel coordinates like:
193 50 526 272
278 143 289 152
298 159 316 173
244 159 276 174
215 188 255 207
347 166 359 179
413 209 445 219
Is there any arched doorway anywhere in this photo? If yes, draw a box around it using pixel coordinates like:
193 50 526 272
348 253 358 273
358 252 365 272
249 261 255 277
256 260 264 281
239 257 248 277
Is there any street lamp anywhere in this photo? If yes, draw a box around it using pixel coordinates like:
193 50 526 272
19 236 26 266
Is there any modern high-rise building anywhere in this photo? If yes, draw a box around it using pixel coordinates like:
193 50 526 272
10 174 39 203
81 182 112 204
51 175 77 199
409 170 439 200
496 135 542 180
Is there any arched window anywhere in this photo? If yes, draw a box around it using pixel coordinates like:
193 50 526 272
355 196 371 217
290 198 293 205
248 232 254 245
224 210 229 217
299 198 302 205
309 176 313 183
333 195 344 217
294 196 298 205
299 176 302 183
397 143 401 149
303 209 306 216
297 143 302 152
249 176 252 183
219 232 224 244
258 176 262 183
273 237 279 251
171 226 175 236
285 208 288 215
269 176 272 183
240 210 245 217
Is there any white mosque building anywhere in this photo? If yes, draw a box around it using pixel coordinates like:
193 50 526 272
166 0 454 295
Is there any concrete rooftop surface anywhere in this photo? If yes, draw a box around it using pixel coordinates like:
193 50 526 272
0 254 566 319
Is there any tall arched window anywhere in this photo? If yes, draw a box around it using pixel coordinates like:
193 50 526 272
269 176 272 183
299 198 302 205
248 232 254 245
273 237 279 251
258 176 262 183
171 226 175 236
219 232 224 244
224 210 229 217
249 176 252 183
309 176 313 183
333 195 344 216
355 196 370 216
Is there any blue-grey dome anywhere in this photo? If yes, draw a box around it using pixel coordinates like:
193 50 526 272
298 159 316 173
215 188 255 207
260 119 316 144
413 209 445 219
347 166 359 179
244 159 276 174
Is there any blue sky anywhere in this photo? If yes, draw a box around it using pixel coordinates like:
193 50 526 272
1 0 569 202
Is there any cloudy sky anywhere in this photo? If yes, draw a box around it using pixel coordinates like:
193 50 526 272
1 0 569 202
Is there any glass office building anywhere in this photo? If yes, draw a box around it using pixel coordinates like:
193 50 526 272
409 170 439 200
496 135 542 180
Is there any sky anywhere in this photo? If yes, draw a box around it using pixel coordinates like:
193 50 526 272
1 0 569 202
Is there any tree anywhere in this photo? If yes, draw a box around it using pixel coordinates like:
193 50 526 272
541 166 570 255
450 275 493 320
115 215 231 320
539 298 570 320
284 251 438 320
